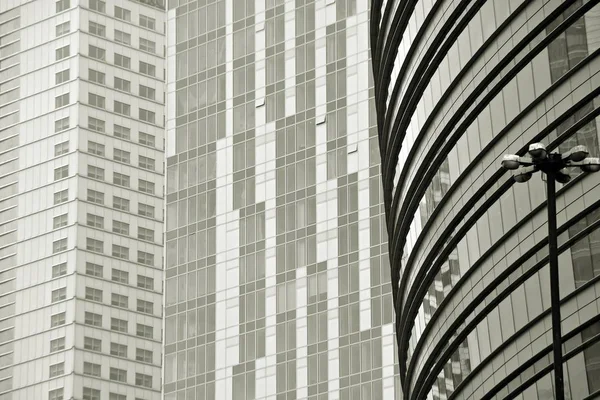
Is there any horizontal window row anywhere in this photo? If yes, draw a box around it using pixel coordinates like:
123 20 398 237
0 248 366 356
88 68 157 101
88 140 156 171
84 311 154 341
85 0 157 31
87 92 156 123
85 237 155 266
84 285 154 314
86 188 156 217
87 165 156 194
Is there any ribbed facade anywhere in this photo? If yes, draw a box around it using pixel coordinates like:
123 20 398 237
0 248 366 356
0 0 165 399
164 0 401 398
371 0 600 399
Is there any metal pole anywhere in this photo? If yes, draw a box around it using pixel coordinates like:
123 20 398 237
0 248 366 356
546 172 564 399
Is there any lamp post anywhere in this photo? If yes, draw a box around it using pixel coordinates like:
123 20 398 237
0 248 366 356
501 143 600 400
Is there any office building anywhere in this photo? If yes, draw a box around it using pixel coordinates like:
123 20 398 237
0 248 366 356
164 0 399 398
371 0 600 398
0 0 165 399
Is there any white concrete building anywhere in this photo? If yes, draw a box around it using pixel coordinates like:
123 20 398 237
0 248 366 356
0 1 166 399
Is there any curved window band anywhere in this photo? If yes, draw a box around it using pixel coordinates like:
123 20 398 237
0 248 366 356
398 92 600 375
404 108 600 394
411 206 600 398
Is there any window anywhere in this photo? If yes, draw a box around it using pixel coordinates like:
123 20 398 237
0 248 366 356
139 15 155 30
139 132 155 147
110 367 127 383
135 372 152 388
112 220 129 235
56 21 70 36
85 262 103 277
56 0 70 12
114 124 131 139
110 392 127 400
111 293 128 308
137 275 154 290
138 179 155 194
88 69 105 84
86 213 104 228
137 299 153 314
111 317 128 332
84 336 101 351
113 196 130 211
114 77 130 92
88 116 105 132
85 287 102 302
139 61 155 77
113 172 130 187
83 362 101 377
136 348 153 363
139 156 155 171
54 189 68 205
112 244 129 259
114 30 131 45
49 388 64 400
84 311 102 327
55 69 70 84
88 165 104 180
110 342 127 357
138 203 154 218
87 189 104 204
54 165 68 180
49 362 64 378
89 45 105 61
136 324 153 339
89 93 105 108
50 337 65 352
55 141 69 156
88 141 105 156
89 0 105 12
51 312 66 327
51 288 66 303
53 214 68 229
83 387 100 400
137 251 154 266
139 108 155 124
56 45 69 60
115 6 131 21
113 267 130 282
52 262 67 278
139 38 155 53
115 53 131 69
55 117 69 132
89 21 105 37
114 100 130 116
138 227 154 241
53 238 67 253
55 93 69 108
86 238 103 253
139 85 155 100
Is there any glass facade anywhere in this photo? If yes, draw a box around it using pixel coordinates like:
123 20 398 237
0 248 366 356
0 1 165 399
371 0 600 398
165 0 399 398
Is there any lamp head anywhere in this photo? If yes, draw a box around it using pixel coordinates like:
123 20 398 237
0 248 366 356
555 171 571 184
502 154 521 170
528 143 547 159
514 171 532 183
580 157 600 173
566 145 589 162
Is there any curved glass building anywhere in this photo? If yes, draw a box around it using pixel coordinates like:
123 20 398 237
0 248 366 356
370 0 600 398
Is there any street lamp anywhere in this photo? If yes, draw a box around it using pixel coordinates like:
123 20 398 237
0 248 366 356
502 143 600 400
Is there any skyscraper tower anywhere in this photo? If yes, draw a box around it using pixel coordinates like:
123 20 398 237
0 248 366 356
164 0 399 398
0 1 166 399
371 0 600 398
